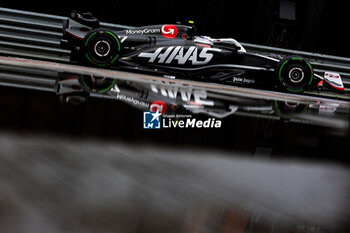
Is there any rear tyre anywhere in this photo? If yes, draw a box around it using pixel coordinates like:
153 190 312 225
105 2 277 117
276 56 313 92
79 74 116 93
82 28 121 67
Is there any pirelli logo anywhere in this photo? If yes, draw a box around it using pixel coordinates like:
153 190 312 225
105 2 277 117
138 46 221 65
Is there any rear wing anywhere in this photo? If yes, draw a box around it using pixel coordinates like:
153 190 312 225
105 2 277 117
60 12 100 49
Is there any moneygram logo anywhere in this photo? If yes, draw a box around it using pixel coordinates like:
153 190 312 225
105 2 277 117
143 111 162 129
126 28 160 35
161 25 178 39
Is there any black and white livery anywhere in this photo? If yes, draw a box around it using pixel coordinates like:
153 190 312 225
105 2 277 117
60 11 345 94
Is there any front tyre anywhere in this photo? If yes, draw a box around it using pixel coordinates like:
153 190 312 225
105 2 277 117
83 28 121 67
276 56 313 92
274 100 308 120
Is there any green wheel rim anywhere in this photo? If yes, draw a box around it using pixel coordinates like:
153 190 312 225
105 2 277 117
278 58 313 92
80 75 117 93
85 30 121 66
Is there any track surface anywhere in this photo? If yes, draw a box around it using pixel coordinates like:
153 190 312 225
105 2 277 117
0 132 349 233
1 56 349 107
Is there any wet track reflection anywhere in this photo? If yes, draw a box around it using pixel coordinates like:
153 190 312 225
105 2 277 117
0 133 349 233
0 56 349 129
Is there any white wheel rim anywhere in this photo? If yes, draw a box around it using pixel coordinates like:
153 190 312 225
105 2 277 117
288 67 304 83
94 40 111 57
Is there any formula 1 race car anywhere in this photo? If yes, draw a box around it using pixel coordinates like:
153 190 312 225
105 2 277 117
60 11 344 94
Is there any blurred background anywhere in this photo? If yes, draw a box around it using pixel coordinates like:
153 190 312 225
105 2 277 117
2 0 350 56
0 133 349 233
0 0 350 232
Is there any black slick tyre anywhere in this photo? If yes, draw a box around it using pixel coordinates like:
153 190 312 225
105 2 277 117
276 56 313 92
82 28 121 67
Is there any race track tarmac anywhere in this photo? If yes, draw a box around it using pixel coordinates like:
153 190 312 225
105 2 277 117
0 132 349 233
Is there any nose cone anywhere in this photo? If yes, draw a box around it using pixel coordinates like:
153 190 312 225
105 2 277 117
324 72 344 91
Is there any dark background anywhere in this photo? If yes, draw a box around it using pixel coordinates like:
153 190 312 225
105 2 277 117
1 0 350 161
2 0 350 56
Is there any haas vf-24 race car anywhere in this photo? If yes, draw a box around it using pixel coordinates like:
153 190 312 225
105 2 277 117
60 12 344 94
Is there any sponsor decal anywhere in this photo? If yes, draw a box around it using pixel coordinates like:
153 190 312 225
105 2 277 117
143 111 162 129
139 46 221 65
150 101 167 114
109 84 150 108
325 72 340 79
114 93 150 108
232 77 256 84
150 84 214 106
161 25 178 39
319 103 339 114
126 28 161 35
